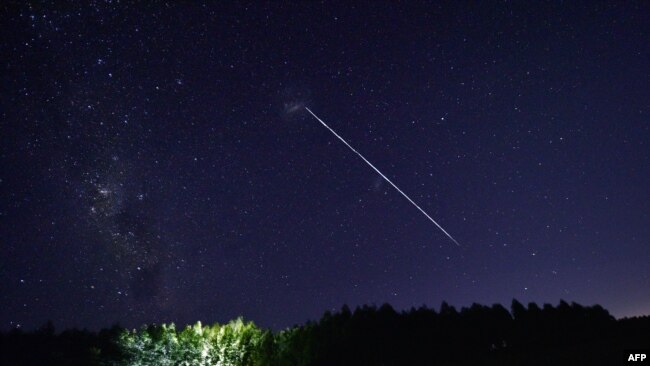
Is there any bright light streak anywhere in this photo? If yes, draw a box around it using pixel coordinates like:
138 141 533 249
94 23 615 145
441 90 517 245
305 106 460 246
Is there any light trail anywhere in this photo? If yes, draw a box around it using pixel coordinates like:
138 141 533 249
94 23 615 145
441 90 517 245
304 106 460 246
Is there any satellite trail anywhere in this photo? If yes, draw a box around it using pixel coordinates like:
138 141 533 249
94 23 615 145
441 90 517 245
304 106 460 247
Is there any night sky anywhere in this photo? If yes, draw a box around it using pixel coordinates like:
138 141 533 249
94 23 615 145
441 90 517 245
1 2 649 331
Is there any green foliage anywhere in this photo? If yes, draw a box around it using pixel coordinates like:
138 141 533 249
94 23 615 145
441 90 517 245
116 318 272 366
2 301 647 366
103 301 635 366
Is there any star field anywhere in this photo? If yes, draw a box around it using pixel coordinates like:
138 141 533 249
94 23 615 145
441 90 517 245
1 2 649 331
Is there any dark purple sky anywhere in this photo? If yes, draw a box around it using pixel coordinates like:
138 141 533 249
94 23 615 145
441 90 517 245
1 2 648 331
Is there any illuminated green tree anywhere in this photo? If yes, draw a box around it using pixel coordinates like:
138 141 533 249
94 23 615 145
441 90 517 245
118 323 179 366
176 322 211 366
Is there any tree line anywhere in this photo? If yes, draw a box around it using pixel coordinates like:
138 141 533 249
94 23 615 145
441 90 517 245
1 300 649 365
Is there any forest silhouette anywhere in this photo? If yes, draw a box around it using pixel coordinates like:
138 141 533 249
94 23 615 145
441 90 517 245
1 300 648 365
